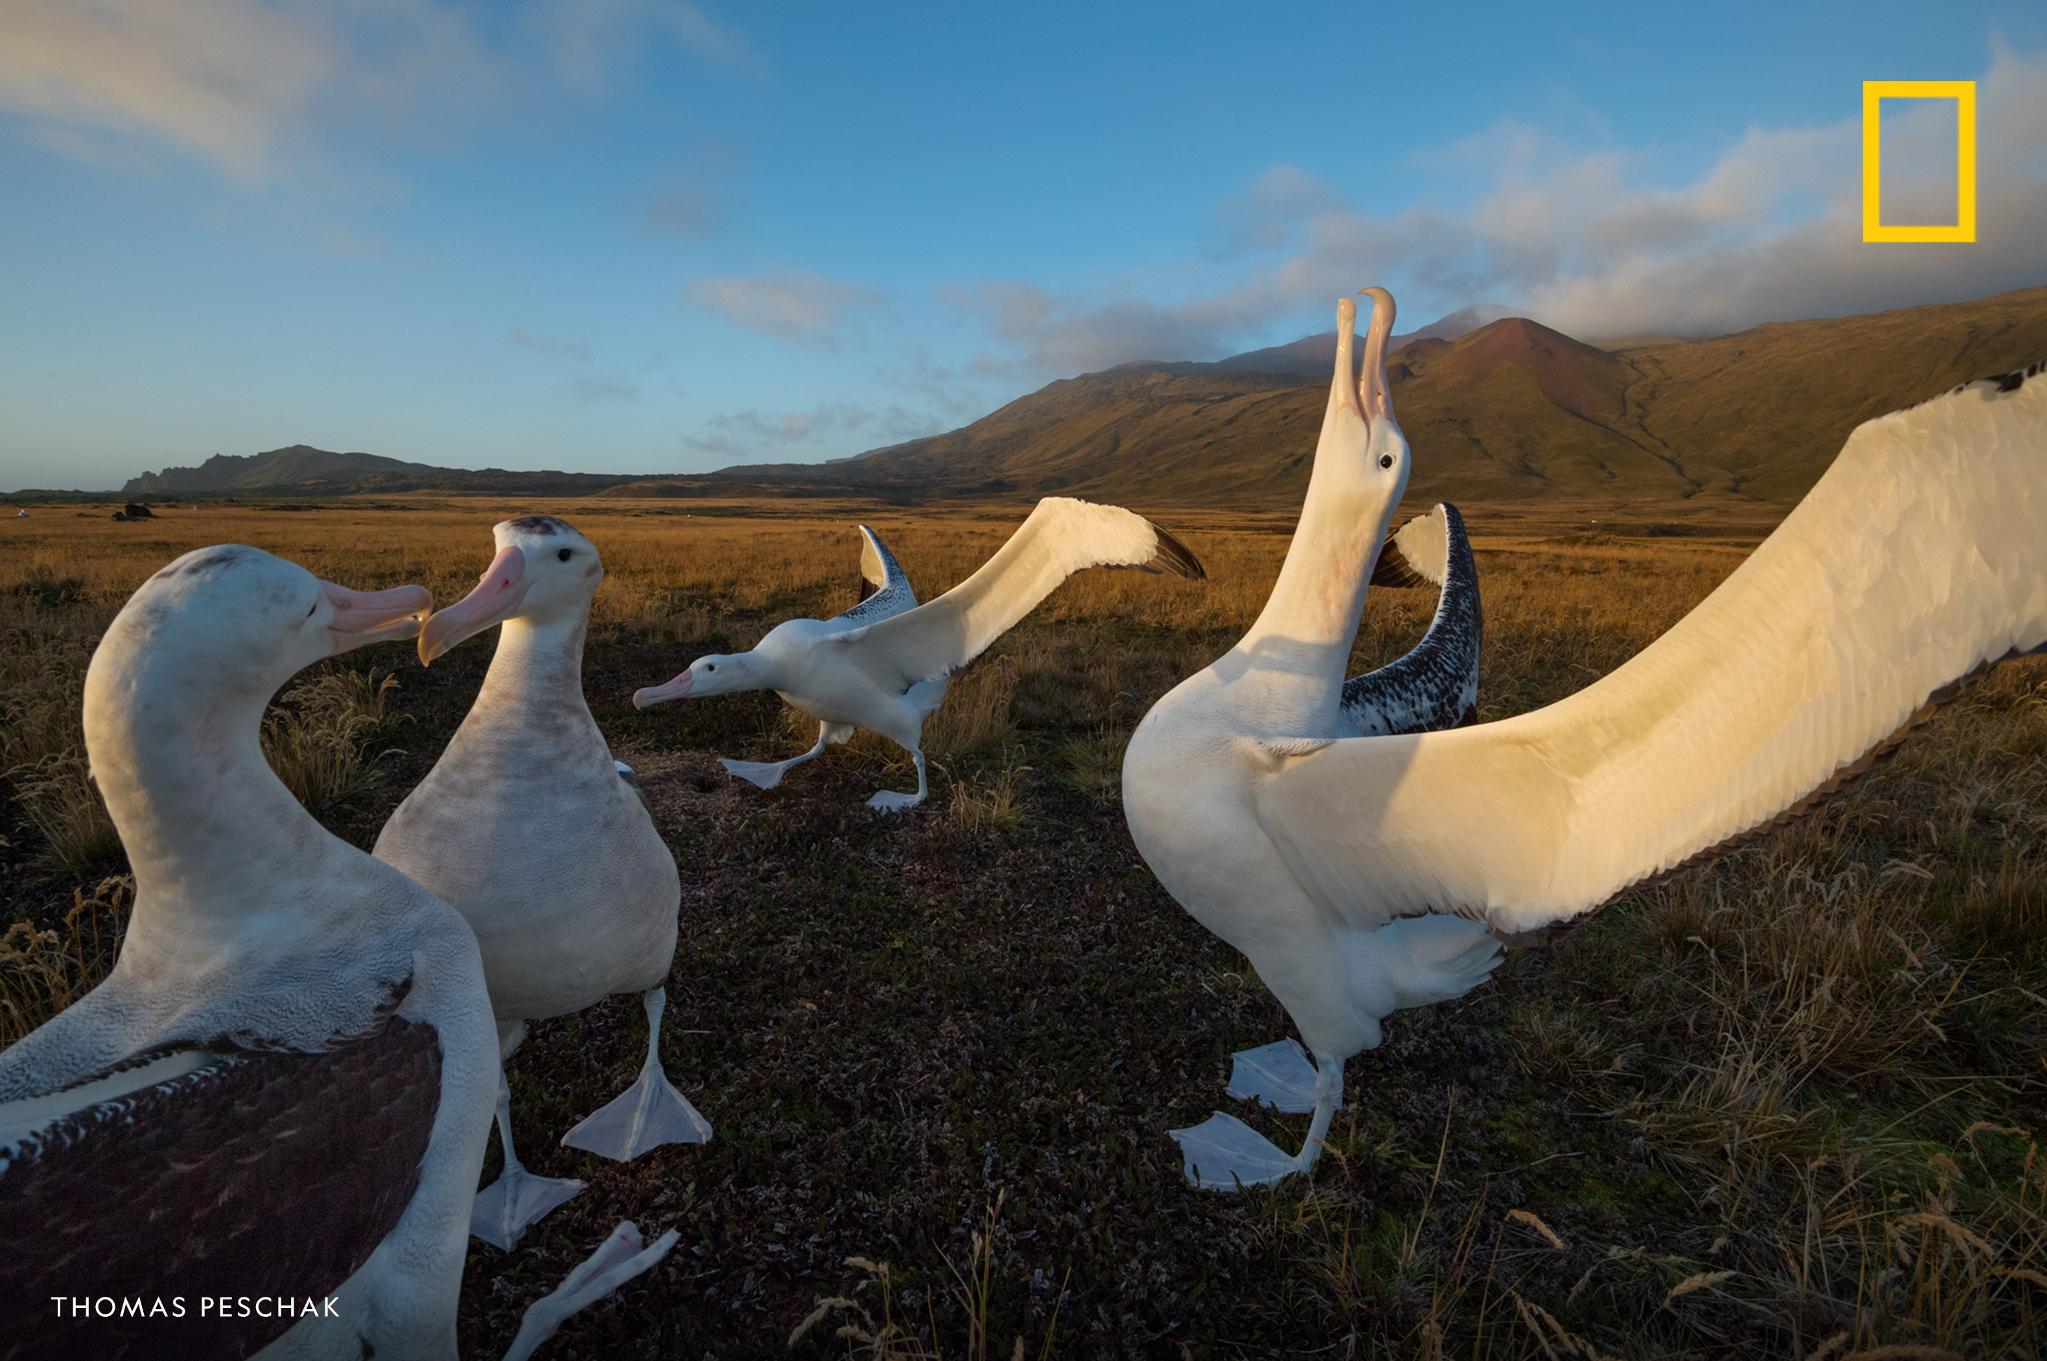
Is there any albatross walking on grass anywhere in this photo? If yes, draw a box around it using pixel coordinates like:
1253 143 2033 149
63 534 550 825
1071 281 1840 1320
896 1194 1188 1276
633 500 1206 811
1123 287 2047 1190
377 516 710 1250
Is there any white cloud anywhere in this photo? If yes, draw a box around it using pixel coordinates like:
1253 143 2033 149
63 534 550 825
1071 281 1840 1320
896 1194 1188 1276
0 0 755 181
685 271 887 345
0 0 337 179
938 280 1249 375
944 41 2047 370
574 375 638 401
643 176 719 238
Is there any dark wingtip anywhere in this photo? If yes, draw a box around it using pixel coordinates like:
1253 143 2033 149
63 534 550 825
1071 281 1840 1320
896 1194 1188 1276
1149 521 1206 581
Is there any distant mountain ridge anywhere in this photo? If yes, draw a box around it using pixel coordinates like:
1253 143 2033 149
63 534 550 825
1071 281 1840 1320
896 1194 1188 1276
123 444 630 498
125 445 436 494
111 287 2047 507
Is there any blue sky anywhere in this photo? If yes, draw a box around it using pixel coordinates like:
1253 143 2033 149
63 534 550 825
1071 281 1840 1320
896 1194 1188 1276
3 1 2044 490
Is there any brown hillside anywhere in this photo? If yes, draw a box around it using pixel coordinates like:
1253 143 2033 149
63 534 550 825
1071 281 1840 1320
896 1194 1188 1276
101 286 2047 509
817 284 2047 507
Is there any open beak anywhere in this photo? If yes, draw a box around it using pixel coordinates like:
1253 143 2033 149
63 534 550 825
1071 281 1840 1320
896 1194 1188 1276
1329 295 1364 422
1358 286 1395 422
632 670 693 709
419 544 528 666
325 581 433 655
1330 287 1398 425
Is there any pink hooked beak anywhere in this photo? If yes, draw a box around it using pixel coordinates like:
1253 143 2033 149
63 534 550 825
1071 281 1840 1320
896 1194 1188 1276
418 544 529 666
324 580 432 655
632 669 693 709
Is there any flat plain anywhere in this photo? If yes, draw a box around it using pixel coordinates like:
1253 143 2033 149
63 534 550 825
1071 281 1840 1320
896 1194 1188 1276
2 495 2041 1359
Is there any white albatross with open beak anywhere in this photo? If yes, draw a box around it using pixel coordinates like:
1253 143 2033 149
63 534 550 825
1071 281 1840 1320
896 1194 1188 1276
1124 288 2047 1190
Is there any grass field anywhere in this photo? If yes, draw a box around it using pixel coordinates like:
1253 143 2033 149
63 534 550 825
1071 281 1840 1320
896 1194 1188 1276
2 496 2043 1360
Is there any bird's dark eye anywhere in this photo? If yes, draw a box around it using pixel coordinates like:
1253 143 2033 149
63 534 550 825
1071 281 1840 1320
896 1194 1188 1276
557 548 572 562
1378 453 1395 470
705 664 716 672
306 600 318 617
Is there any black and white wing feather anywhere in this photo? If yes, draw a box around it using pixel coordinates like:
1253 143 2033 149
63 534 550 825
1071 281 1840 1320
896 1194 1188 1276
1339 503 1482 738
833 525 919 626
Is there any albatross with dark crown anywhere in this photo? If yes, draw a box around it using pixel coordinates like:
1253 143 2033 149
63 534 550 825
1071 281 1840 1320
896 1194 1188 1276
633 499 1206 812
376 515 709 1251
1125 287 2047 1190
0 546 491 1358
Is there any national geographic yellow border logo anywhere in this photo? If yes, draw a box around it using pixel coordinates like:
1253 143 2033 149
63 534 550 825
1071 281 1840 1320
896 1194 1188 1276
1862 80 1976 243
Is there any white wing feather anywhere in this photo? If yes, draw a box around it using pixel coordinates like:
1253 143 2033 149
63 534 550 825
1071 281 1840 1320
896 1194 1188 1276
1369 504 1452 589
1253 369 2047 939
835 497 1202 690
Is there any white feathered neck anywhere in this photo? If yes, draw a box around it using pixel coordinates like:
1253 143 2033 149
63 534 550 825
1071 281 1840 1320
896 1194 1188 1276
84 618 351 924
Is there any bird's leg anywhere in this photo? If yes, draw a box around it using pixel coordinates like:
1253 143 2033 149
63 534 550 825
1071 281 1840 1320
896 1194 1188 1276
865 744 928 814
470 1069 585 1250
1170 1051 1343 1190
560 986 713 1161
1292 1053 1343 1172
720 722 831 790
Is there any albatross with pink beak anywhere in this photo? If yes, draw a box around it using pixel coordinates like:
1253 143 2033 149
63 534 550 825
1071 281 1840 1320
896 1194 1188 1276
376 516 710 1251
1126 286 2047 1192
633 499 1206 812
0 546 677 1357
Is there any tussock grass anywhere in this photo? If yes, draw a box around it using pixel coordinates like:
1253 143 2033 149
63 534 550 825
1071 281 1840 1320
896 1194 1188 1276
0 875 130 1046
262 668 402 817
792 1195 1065 1361
948 753 1030 836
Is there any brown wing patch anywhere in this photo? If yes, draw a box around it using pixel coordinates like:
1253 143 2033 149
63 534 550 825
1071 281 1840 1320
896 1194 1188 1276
1147 521 1207 581
0 1017 441 1360
1490 643 2044 948
1369 538 1430 588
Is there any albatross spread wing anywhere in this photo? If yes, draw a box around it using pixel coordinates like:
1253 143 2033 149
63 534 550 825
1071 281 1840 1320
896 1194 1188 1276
832 497 1204 691
1253 365 2047 941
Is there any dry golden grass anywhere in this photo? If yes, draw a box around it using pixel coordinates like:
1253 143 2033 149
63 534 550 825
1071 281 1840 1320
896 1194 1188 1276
0 875 130 1046
0 494 2040 1358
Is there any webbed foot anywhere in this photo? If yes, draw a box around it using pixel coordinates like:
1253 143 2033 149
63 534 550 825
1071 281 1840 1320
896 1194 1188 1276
1168 1112 1305 1191
720 756 792 789
502 1220 680 1361
470 1164 587 1251
561 1064 713 1161
1226 1038 1322 1114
